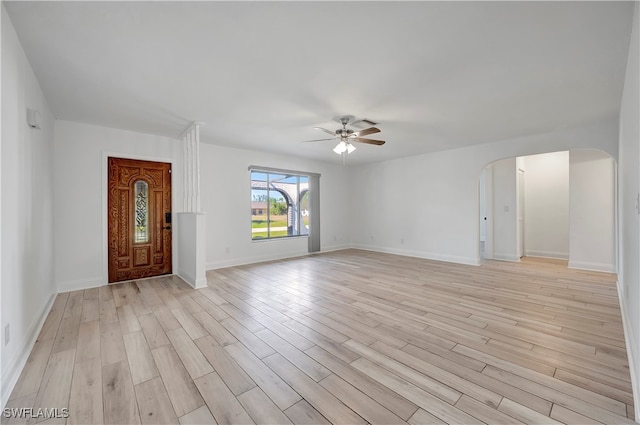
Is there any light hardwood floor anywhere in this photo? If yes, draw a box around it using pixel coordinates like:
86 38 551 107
3 249 635 424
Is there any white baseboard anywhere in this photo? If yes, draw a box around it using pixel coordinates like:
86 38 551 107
176 272 207 289
1 292 56 409
319 243 352 253
568 260 616 273
350 244 480 266
616 279 640 420
492 253 521 262
207 250 311 270
206 244 352 270
524 250 568 259
56 277 104 293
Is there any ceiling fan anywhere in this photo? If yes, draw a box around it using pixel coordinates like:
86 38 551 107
303 116 385 155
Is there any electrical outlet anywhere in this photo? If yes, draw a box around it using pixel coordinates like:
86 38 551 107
225 247 230 254
4 324 10 346
504 205 510 212
401 238 405 245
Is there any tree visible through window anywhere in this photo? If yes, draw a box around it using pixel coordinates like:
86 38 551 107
251 170 309 240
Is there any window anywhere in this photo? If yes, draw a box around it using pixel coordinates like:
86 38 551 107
251 170 310 240
134 180 149 243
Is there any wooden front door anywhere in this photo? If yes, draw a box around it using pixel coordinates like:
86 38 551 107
108 157 172 283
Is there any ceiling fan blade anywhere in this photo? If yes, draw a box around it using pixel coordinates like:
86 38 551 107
351 127 381 137
301 138 338 143
314 127 337 136
352 138 385 146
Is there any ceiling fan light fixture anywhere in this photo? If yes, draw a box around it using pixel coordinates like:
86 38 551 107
333 141 347 154
333 141 356 155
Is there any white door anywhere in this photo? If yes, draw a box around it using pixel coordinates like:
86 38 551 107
517 168 525 258
479 169 487 243
484 166 494 260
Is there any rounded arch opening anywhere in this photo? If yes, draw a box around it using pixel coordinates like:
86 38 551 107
477 148 617 273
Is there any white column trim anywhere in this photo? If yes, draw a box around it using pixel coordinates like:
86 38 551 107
180 122 205 213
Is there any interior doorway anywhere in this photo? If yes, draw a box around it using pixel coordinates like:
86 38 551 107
517 168 525 259
479 168 489 260
479 149 616 272
107 157 172 283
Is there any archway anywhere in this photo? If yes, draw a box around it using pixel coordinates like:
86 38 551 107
479 149 616 272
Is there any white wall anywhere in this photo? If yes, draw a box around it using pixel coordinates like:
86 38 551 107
52 122 351 283
200 143 351 269
350 148 482 265
53 121 182 291
492 158 518 261
176 213 206 288
1 6 56 406
618 2 640 416
522 151 570 259
350 118 618 266
569 150 616 272
1 6 4 405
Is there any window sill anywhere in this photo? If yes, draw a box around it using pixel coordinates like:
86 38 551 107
251 235 309 243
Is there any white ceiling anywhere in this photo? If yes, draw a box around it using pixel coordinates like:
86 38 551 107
4 1 635 165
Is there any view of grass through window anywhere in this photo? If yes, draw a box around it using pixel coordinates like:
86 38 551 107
251 170 309 240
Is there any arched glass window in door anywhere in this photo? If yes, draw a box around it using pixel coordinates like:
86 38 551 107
134 180 149 243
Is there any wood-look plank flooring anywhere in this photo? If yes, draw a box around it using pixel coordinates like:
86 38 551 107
4 249 635 424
